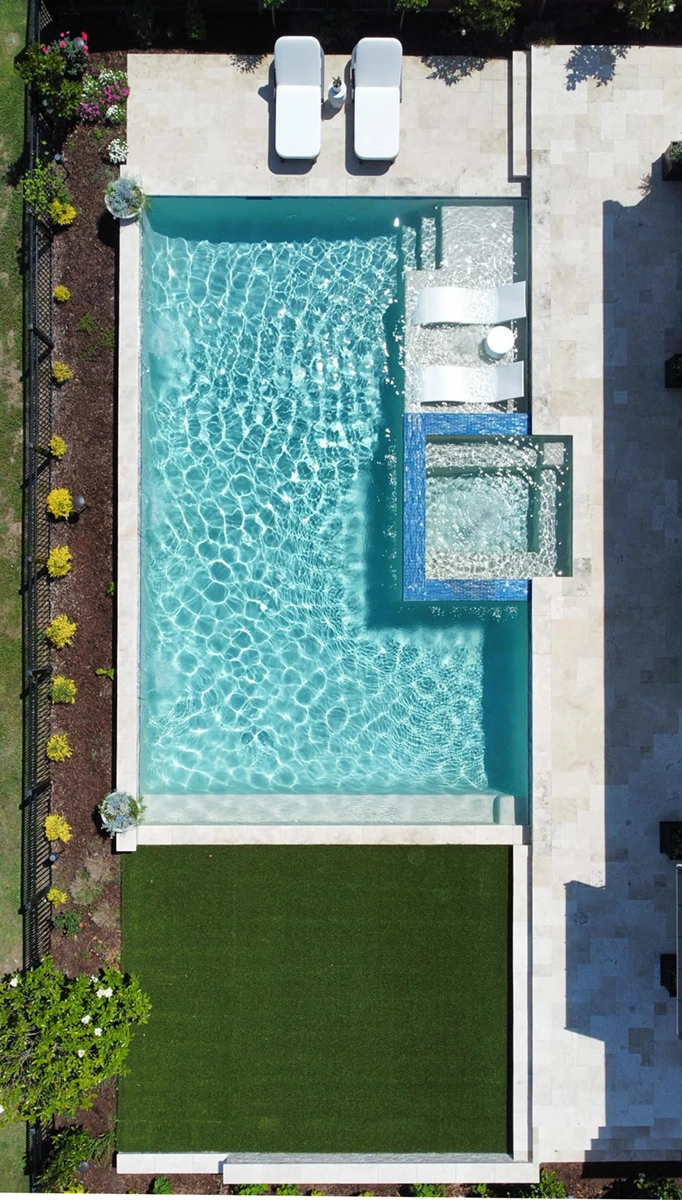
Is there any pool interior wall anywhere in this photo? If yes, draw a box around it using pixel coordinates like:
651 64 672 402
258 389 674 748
139 197 529 817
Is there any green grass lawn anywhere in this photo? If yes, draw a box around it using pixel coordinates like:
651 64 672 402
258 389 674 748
0 1 29 1191
119 845 510 1155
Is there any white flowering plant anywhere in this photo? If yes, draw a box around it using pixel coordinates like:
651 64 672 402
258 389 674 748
98 790 145 835
106 137 128 164
0 957 151 1125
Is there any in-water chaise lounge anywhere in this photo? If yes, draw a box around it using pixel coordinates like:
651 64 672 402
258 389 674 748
350 37 402 162
413 361 525 405
412 281 527 326
274 36 324 161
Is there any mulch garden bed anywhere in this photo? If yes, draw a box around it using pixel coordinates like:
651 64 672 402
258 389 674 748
35 42 682 1200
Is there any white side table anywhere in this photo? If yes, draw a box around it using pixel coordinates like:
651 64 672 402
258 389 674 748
484 325 514 360
328 81 347 110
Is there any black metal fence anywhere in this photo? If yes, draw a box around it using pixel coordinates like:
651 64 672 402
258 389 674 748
21 0 55 1183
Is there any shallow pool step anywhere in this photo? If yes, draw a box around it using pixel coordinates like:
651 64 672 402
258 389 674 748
417 214 438 271
399 222 418 271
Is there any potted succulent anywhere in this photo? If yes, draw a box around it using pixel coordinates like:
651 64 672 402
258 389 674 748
663 141 682 181
328 74 347 110
665 353 682 388
104 176 149 221
98 789 145 836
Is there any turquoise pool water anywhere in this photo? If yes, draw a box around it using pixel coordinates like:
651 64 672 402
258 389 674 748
140 198 528 802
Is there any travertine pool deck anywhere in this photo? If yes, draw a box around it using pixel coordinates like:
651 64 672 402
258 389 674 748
118 45 682 1176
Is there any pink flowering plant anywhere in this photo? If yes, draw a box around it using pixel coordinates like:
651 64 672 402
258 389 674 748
80 69 129 125
45 31 90 78
0 957 151 1125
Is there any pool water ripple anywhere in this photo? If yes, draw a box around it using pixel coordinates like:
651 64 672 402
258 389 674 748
140 219 489 796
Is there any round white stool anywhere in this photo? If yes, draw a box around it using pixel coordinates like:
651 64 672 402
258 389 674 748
484 325 514 360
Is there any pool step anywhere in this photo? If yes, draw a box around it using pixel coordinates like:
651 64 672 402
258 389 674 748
417 214 439 271
399 221 418 271
439 204 515 286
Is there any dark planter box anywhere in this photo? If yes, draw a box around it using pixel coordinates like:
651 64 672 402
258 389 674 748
665 356 682 388
660 953 677 998
663 143 682 180
660 820 682 858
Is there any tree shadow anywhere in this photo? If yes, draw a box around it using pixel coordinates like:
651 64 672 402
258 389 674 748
565 163 682 1159
565 44 629 91
420 54 487 86
6 147 27 189
229 52 268 73
97 210 118 249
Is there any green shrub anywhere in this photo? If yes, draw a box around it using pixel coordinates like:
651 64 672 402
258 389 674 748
618 0 675 29
53 910 83 937
636 1175 682 1200
22 163 76 227
77 313 97 334
151 1177 172 1194
396 0 429 11
37 1124 113 1193
15 44 83 120
275 1189 299 1196
0 955 151 1125
410 1188 447 1198
185 0 207 38
449 0 519 36
522 1170 567 1199
236 1188 269 1195
51 675 77 704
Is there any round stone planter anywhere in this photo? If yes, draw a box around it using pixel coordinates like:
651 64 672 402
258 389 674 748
104 196 142 222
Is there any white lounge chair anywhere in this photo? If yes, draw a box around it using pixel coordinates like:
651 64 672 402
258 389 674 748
412 281 527 326
274 36 324 161
350 38 402 162
413 362 525 406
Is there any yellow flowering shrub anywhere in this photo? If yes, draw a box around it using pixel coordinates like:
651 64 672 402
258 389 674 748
52 361 73 384
45 614 77 648
47 488 74 519
44 813 72 842
50 675 77 704
50 435 67 459
47 546 72 578
47 733 72 762
50 199 77 227
53 285 71 302
46 887 68 906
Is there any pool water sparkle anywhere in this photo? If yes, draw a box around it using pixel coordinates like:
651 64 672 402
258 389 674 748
139 199 528 801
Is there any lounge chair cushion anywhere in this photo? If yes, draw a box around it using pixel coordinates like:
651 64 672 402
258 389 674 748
352 37 402 162
274 36 323 160
354 87 401 162
275 85 322 160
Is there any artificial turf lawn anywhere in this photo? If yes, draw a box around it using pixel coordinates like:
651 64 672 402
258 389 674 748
119 845 510 1154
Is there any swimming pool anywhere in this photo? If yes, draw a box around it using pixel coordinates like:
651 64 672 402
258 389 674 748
139 198 529 814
